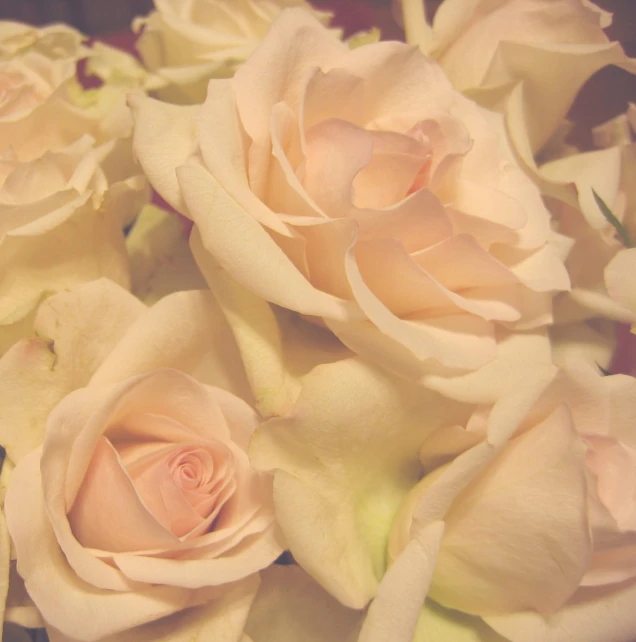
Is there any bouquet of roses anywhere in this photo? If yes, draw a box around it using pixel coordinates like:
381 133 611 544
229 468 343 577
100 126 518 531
1 0 635 640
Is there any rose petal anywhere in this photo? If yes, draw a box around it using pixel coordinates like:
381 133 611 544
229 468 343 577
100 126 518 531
178 162 360 321
250 357 465 609
358 522 445 642
485 580 636 642
129 92 199 214
430 406 591 615
68 438 177 552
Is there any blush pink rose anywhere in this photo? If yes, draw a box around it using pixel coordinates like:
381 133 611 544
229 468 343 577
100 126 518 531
131 9 569 387
5 368 282 641
385 361 636 641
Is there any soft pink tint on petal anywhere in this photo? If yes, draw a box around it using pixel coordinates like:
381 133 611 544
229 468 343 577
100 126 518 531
355 190 453 252
301 118 373 215
431 405 591 616
232 8 347 171
68 437 177 553
352 129 431 209
586 435 636 531
126 442 237 539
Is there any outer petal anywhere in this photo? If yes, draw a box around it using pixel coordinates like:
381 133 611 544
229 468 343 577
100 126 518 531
0 202 130 353
191 234 349 418
232 8 346 173
0 280 144 463
358 522 445 642
178 163 360 322
129 92 199 214
90 289 252 403
485 580 636 642
488 40 635 154
540 147 622 231
429 406 591 615
422 329 553 404
35 279 146 388
48 576 259 642
196 80 292 236
250 357 467 608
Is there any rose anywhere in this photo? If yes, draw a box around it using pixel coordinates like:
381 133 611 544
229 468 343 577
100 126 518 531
132 9 568 399
133 0 333 104
0 22 88 159
0 24 155 355
396 0 635 369
381 361 636 641
399 0 636 160
6 370 279 641
1 279 286 641
0 25 135 163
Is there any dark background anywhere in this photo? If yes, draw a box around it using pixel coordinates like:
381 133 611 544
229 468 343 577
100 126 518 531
3 0 631 42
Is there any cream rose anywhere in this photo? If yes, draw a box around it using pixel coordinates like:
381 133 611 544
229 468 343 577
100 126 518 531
133 0 333 104
132 9 568 394
400 0 636 159
6 370 279 641
0 24 134 163
0 49 86 161
1 279 286 641
0 22 154 355
381 361 636 641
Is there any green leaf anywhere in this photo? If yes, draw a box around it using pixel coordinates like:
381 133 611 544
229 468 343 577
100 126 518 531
593 189 633 248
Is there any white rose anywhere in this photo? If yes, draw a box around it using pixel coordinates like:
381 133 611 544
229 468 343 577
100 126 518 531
132 10 568 403
133 0 333 103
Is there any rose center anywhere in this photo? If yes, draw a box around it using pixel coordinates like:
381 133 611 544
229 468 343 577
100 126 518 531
127 440 238 539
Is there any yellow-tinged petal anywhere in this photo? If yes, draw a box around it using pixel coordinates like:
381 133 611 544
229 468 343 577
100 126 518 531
0 280 144 462
89 289 253 404
250 357 467 607
358 522 445 642
414 601 509 642
129 92 199 214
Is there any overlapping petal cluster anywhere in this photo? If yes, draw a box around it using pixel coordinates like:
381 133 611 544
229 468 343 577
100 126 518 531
133 10 569 388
